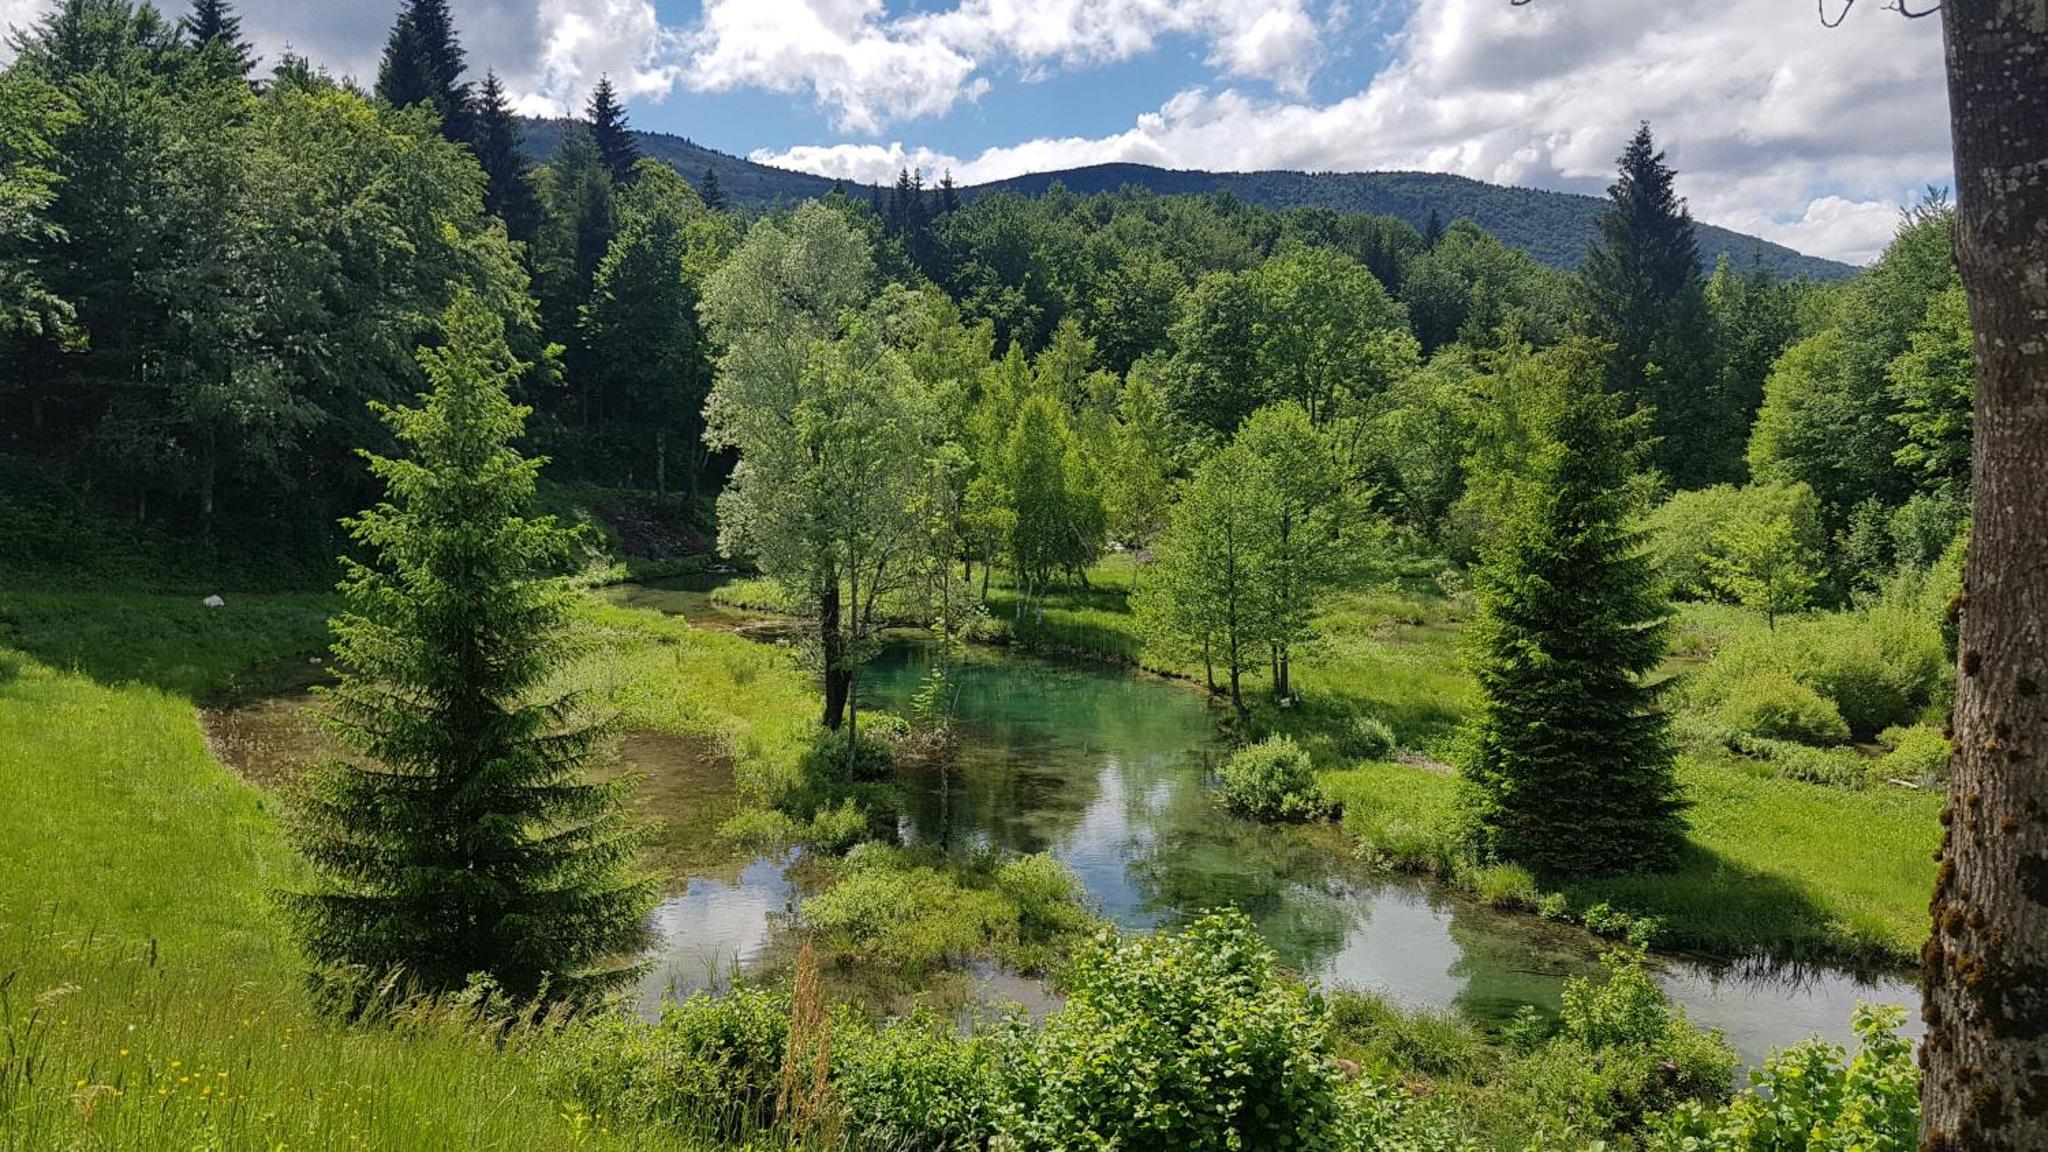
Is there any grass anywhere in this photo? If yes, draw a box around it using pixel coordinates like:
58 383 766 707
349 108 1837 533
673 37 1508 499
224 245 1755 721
982 559 1941 965
0 588 815 1150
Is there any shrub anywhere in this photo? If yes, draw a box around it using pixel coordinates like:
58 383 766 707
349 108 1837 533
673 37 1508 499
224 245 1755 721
1348 713 1399 760
1716 668 1851 746
1467 862 1540 910
543 986 790 1140
799 847 1093 973
1510 950 1737 1140
832 1007 1003 1151
1799 627 1914 740
995 852 1094 938
996 910 1356 1151
1878 723 1951 784
1217 735 1337 822
1648 1003 1917 1151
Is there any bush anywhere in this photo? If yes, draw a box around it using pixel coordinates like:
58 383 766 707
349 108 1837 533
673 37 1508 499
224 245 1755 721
832 1007 1003 1151
1799 627 1914 740
996 910 1357 1151
1347 713 1399 760
1510 950 1737 1140
799 847 1094 973
543 986 790 1140
1878 723 1951 784
1648 1003 1917 1151
1646 482 1823 602
1467 861 1540 910
1716 668 1851 746
1217 735 1337 822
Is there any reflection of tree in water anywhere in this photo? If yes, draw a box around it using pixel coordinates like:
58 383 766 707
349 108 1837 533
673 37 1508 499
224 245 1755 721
1125 777 1360 977
867 638 1213 860
1442 893 1605 1030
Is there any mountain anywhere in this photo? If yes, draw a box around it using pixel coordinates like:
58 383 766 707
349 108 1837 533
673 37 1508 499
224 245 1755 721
517 120 1856 280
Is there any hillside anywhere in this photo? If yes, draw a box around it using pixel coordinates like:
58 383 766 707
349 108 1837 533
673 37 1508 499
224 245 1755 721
518 120 1855 279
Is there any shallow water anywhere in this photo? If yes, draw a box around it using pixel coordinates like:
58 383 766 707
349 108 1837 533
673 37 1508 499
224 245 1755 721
633 580 1920 1065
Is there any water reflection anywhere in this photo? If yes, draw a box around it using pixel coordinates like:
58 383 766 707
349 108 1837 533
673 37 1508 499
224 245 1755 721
625 590 1917 1067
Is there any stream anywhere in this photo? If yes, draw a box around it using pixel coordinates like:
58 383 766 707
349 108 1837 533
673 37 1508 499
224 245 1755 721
617 578 1919 1069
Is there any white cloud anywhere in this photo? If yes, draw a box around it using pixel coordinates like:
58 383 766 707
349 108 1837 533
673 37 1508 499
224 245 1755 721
756 0 1955 263
685 0 1333 131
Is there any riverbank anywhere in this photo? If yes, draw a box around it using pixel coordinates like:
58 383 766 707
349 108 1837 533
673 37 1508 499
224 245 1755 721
705 556 1940 966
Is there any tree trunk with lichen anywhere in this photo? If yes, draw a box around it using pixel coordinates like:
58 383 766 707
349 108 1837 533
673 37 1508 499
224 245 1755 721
1921 3 2048 1149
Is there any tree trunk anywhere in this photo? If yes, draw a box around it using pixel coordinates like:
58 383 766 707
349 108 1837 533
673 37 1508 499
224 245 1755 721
820 580 850 730
1921 5 2048 1149
655 428 668 501
1204 636 1216 695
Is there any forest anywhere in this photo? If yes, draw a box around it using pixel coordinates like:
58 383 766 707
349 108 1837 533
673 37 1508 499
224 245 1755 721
0 1 2041 1150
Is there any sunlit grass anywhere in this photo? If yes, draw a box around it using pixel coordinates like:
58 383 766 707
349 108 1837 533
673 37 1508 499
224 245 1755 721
0 589 810 1150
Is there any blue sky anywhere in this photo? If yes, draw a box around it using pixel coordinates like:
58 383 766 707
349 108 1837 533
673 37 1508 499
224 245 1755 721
0 0 1958 263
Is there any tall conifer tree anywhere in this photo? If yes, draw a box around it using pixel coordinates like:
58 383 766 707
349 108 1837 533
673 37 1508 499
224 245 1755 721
1579 123 1720 486
698 165 725 211
474 71 541 242
1462 340 1687 876
585 76 638 184
181 0 252 79
285 293 652 1004
376 0 473 144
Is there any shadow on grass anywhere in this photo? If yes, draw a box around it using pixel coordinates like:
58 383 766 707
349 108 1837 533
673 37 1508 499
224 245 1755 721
1563 840 1903 966
0 590 336 703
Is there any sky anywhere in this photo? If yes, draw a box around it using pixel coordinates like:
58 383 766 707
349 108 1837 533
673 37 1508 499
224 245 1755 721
0 1 1957 264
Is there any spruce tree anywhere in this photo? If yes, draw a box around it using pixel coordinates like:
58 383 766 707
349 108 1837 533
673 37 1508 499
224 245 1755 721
181 0 253 79
1579 123 1719 486
376 0 473 144
698 165 725 211
586 77 638 184
475 71 542 242
1461 340 1687 876
285 292 652 1005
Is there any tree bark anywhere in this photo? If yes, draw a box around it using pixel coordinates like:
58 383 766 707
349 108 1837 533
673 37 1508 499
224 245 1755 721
819 578 850 730
1921 4 2048 1149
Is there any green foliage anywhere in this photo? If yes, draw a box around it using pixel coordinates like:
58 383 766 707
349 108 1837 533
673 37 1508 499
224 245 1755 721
1510 950 1737 1141
1462 341 1687 876
1217 734 1337 823
543 985 790 1139
1649 1004 1918 1151
1348 713 1399 760
1749 200 1962 567
1646 482 1824 604
1877 723 1951 785
998 910 1359 1151
800 845 1095 973
1887 283 1973 504
1715 668 1852 746
1003 393 1106 590
376 0 473 143
284 295 652 1005
1579 124 1722 486
831 1008 1002 1151
581 161 718 497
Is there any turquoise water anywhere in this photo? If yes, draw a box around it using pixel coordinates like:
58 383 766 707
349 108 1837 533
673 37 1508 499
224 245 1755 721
631 584 1917 1067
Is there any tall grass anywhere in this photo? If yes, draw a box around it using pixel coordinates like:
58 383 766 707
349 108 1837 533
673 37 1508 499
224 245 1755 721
0 590 817 1150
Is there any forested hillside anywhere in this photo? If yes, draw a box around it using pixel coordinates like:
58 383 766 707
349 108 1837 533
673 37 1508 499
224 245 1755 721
517 122 1853 279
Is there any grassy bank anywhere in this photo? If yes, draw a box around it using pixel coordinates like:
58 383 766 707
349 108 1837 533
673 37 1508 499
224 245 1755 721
0 628 700 1149
0 589 823 1149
